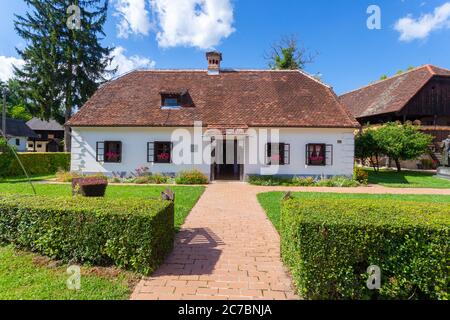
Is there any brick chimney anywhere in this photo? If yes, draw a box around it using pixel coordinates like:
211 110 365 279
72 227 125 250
206 51 222 75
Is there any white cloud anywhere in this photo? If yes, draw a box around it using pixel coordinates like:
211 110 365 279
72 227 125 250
395 2 450 41
0 56 25 82
150 0 235 49
108 46 156 78
114 0 152 38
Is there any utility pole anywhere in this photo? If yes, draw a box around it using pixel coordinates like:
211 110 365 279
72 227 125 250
1 87 6 138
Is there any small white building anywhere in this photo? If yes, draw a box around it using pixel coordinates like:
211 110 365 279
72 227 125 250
1 118 38 152
67 52 359 181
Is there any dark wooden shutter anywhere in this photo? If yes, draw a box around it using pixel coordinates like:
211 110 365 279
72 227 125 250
116 142 123 163
283 143 290 165
147 142 154 163
305 144 309 165
326 144 333 166
265 143 271 165
96 142 105 162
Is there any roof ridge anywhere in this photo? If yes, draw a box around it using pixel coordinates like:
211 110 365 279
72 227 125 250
340 65 432 97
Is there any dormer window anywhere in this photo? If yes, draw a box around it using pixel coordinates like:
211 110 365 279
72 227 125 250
162 96 180 109
160 89 189 110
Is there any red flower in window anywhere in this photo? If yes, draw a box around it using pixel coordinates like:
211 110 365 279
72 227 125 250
157 152 170 161
106 151 119 161
271 154 281 162
309 156 324 162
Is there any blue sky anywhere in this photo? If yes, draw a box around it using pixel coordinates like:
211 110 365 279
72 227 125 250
1 0 450 94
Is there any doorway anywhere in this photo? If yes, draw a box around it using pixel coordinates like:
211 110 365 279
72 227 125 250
212 137 244 181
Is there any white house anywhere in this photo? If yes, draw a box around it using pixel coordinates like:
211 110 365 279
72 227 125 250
1 118 38 152
67 52 359 181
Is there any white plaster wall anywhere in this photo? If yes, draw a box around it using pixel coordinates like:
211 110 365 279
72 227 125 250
8 137 27 152
244 128 355 178
71 127 211 176
71 127 355 178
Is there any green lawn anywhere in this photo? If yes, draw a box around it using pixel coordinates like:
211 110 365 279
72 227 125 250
258 191 450 231
0 182 205 230
366 169 450 189
0 181 205 300
0 245 138 300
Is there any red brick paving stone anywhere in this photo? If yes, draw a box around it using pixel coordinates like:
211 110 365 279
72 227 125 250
131 183 299 300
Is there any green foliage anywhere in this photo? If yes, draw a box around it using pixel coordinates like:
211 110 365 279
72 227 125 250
357 123 433 172
0 138 16 177
134 174 170 185
175 170 209 185
0 79 33 121
0 196 175 275
267 35 314 70
248 175 359 187
14 0 114 150
1 153 70 177
353 167 369 184
376 123 433 172
280 198 450 300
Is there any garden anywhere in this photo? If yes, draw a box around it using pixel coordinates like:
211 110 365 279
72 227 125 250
0 148 206 300
258 192 450 300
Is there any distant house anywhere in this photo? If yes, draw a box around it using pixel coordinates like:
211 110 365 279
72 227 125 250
0 118 38 152
340 65 450 165
26 118 64 152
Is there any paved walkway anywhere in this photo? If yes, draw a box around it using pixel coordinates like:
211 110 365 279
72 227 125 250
131 183 299 300
131 182 450 301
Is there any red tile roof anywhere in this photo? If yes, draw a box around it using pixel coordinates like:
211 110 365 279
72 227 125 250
339 65 450 119
67 70 359 128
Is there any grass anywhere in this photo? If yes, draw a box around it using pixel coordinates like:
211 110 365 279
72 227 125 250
258 191 450 231
0 182 205 230
0 180 205 300
0 245 138 300
0 174 56 183
366 169 450 189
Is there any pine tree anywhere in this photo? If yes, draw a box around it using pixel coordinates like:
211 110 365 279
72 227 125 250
14 0 113 151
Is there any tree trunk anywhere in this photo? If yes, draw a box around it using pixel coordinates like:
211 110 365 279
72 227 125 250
64 102 72 152
395 159 402 172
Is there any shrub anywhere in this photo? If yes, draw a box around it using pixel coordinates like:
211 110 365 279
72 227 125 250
247 175 293 186
134 174 170 185
175 170 208 185
281 198 450 300
2 153 70 177
0 195 174 275
0 138 16 177
292 177 315 187
353 167 369 185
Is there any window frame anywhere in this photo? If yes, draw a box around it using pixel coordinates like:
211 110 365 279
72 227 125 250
161 94 181 109
266 143 290 166
306 143 332 166
96 141 122 163
152 141 173 164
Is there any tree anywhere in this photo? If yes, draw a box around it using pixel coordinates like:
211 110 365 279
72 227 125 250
266 35 316 70
14 0 113 151
375 123 433 172
0 79 33 121
355 127 383 171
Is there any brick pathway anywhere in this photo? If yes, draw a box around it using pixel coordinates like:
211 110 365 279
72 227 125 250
131 182 450 300
131 182 299 300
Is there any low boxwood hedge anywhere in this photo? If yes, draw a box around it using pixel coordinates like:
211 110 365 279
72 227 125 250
281 198 450 300
0 196 174 275
1 152 70 177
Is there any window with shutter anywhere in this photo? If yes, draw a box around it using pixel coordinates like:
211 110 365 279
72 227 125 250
96 142 105 162
266 143 290 165
154 141 173 163
104 141 122 163
306 144 326 166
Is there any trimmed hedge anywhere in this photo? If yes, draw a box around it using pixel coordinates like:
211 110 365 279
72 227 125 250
1 153 70 177
0 196 174 275
281 198 450 300
175 170 209 185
